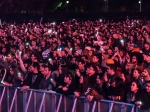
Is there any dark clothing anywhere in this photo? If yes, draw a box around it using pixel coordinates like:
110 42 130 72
23 72 42 89
87 84 106 101
55 82 76 96
13 79 23 87
55 74 64 88
39 75 54 90
137 90 150 110
4 74 14 84
106 85 125 101
88 74 97 87
126 91 141 104
0 60 17 71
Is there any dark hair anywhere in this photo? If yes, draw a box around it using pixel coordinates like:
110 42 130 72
32 62 40 70
93 53 102 64
78 59 85 65
60 65 69 75
90 65 98 74
82 55 88 60
130 80 142 91
44 65 53 71
8 52 15 57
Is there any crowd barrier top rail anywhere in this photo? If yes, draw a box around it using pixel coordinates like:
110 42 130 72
0 84 138 112
0 84 135 106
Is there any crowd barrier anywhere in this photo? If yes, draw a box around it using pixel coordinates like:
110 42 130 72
0 85 149 112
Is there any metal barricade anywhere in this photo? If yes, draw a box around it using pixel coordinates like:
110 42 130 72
1 85 149 112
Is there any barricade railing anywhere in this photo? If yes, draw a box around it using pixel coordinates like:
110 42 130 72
0 84 148 112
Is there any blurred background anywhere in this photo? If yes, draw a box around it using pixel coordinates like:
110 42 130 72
0 0 149 14
0 0 150 22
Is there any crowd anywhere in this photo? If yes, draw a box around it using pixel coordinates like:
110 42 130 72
0 18 150 110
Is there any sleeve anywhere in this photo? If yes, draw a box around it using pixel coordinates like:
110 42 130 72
39 80 43 89
93 95 104 101
23 74 31 86
62 83 76 96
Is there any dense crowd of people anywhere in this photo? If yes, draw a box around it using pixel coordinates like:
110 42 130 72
0 18 150 109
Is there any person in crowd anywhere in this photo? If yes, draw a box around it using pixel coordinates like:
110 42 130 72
1 18 150 109
21 62 43 90
55 74 76 95
141 68 150 88
126 81 142 104
86 74 105 101
135 81 150 109
74 75 89 97
86 65 97 86
39 65 55 91
106 78 125 101
2 65 20 87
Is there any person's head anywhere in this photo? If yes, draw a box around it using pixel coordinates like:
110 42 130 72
142 68 150 77
107 66 116 75
92 54 100 63
107 48 113 55
23 59 32 69
81 55 88 62
88 50 93 56
7 52 15 62
39 64 45 73
96 75 103 86
132 68 141 79
64 74 72 84
144 43 149 50
119 50 125 57
79 75 84 84
71 57 76 64
132 56 138 64
22 48 31 60
31 53 39 62
53 51 57 57
114 46 119 52
130 81 141 93
43 65 52 76
30 62 39 73
78 59 85 70
86 65 97 76
110 78 123 88
61 50 68 57
9 65 18 76
41 40 46 46
31 40 37 46
19 44 25 51
2 47 7 53
146 81 150 93
58 65 68 75
143 53 150 63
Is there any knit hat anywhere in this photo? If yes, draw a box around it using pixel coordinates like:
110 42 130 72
145 68 150 75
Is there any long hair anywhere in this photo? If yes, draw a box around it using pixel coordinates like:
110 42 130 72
9 65 19 81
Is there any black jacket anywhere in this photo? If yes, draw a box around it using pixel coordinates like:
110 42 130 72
23 72 43 89
137 90 150 110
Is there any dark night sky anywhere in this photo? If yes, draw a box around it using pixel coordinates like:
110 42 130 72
0 0 150 13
